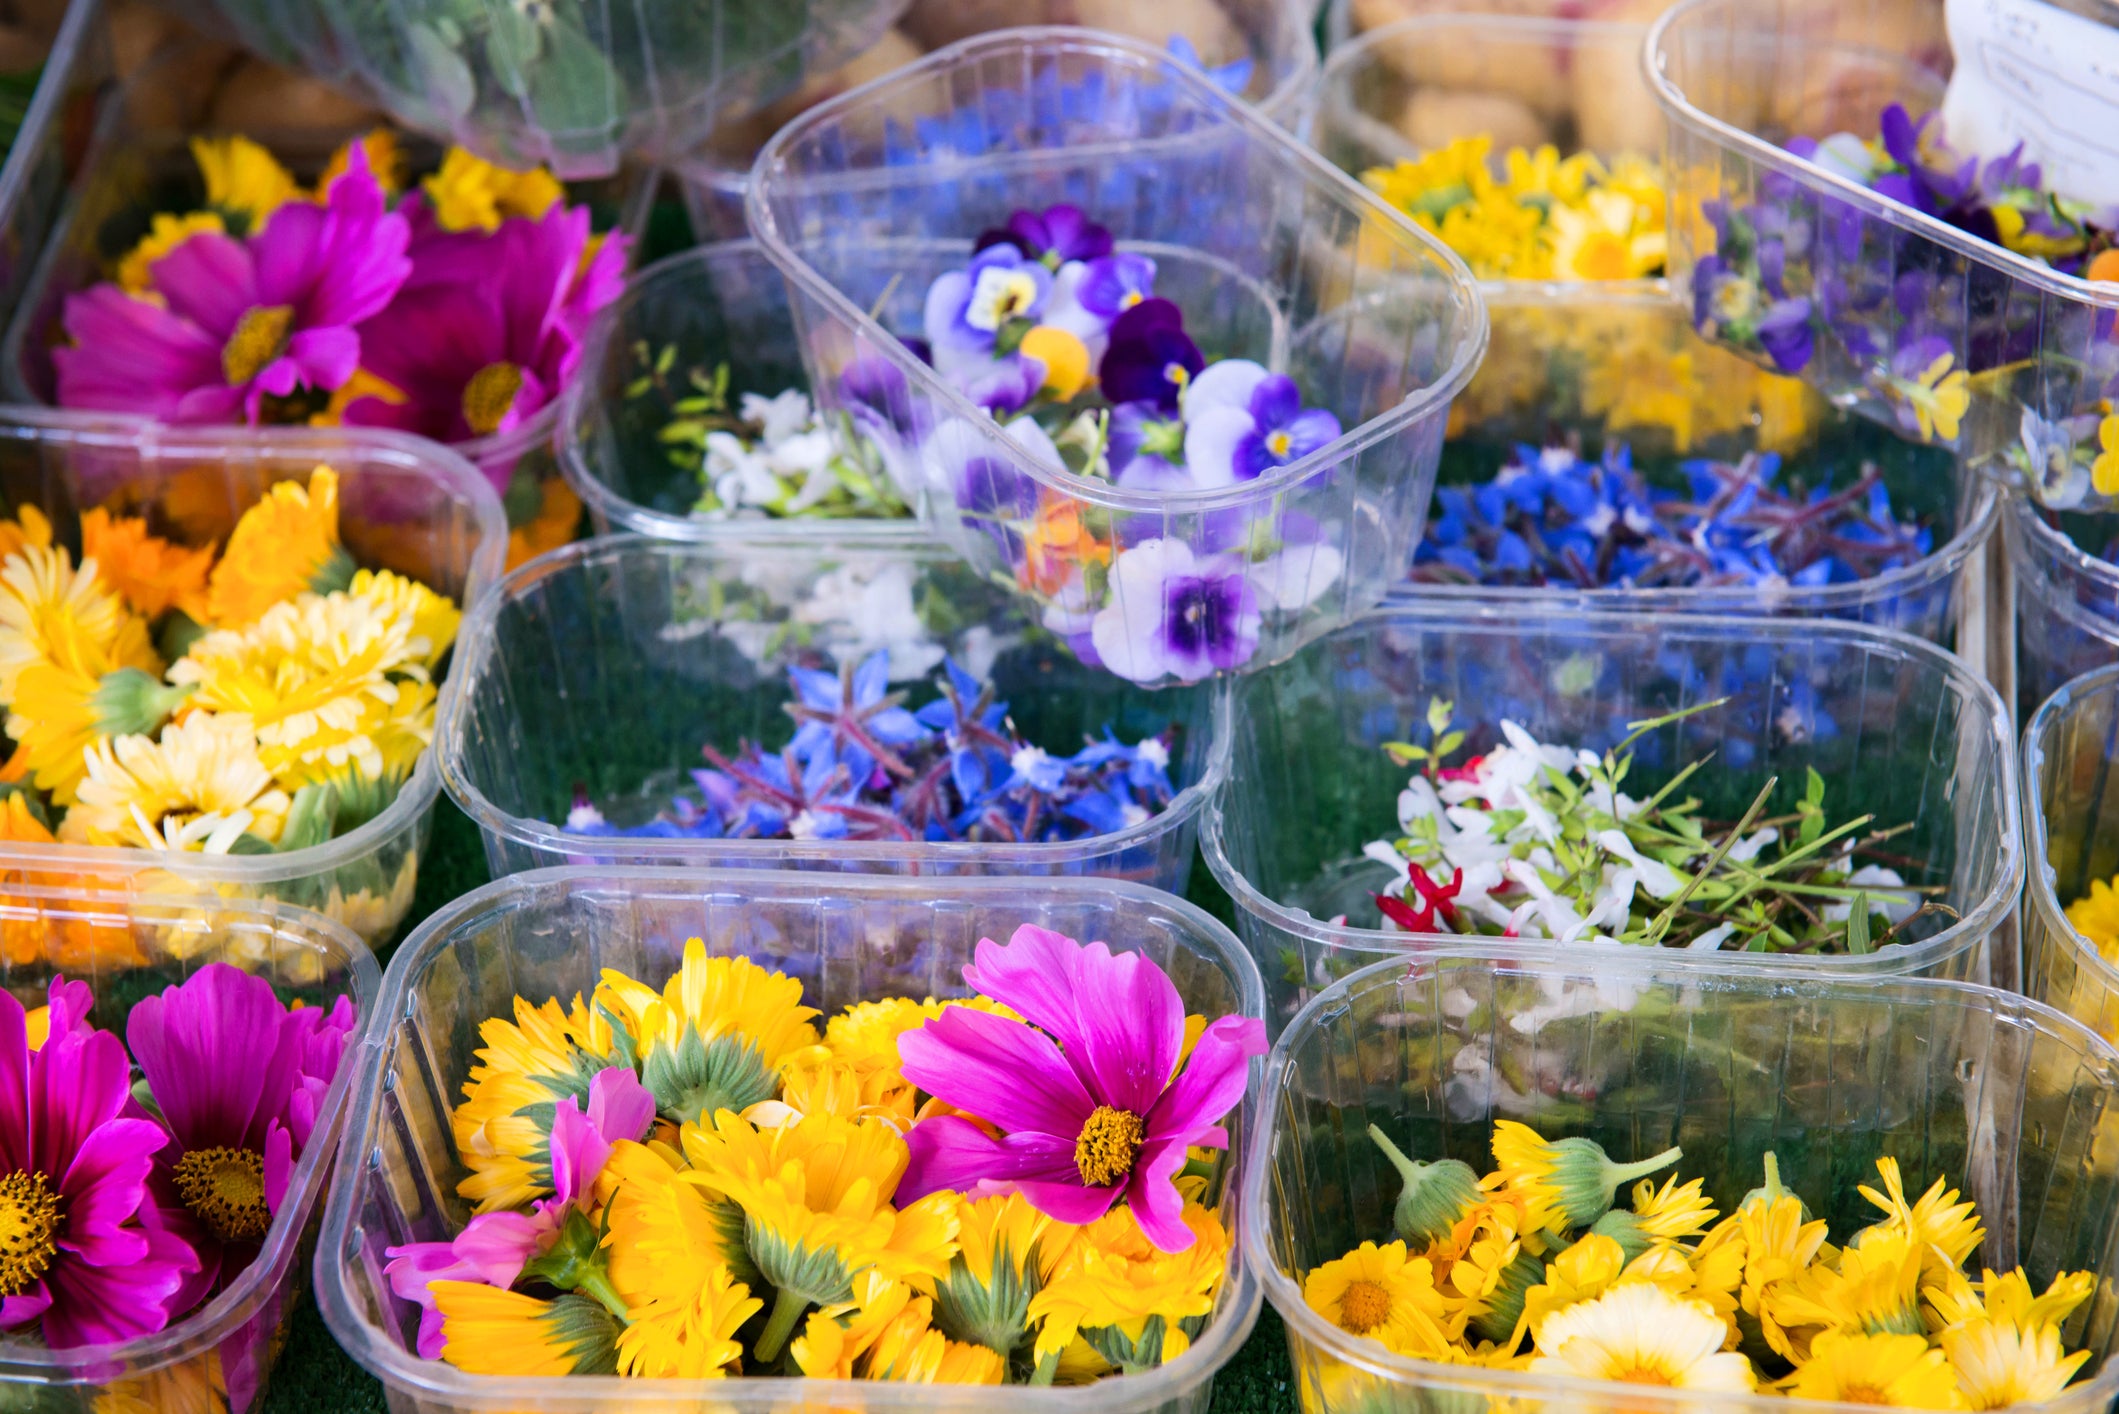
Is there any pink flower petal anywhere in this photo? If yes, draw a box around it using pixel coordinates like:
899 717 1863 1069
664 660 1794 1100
1145 1013 1266 1150
545 1097 604 1209
1122 1137 1198 1252
961 925 1094 1048
263 1120 292 1215
585 1067 654 1148
53 1116 164 1256
451 1210 546 1287
896 1005 1095 1139
251 201 325 309
40 1223 191 1347
149 232 258 337
55 288 223 418
0 1282 52 1332
286 324 359 391
32 1029 133 1178
1063 942 1185 1119
0 991 29 1178
899 1115 1084 1204
127 965 292 1154
1009 1175 1128 1226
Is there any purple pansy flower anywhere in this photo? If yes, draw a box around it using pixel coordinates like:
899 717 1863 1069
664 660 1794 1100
1098 299 1203 412
974 204 1114 267
1089 537 1264 684
1043 252 1158 353
1107 399 1191 491
923 244 1054 374
1755 297 1816 373
1181 359 1343 486
896 925 1265 1253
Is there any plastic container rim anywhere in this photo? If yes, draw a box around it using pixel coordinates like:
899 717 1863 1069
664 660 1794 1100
0 881 375 1381
745 24 1491 514
1642 0 2119 311
2008 491 2119 591
314 863 1266 1411
2022 660 2119 994
1199 601 2025 975
435 528 1235 865
0 410 506 885
1237 946 2119 1414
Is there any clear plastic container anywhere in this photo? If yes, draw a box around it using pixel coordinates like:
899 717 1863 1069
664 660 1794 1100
1647 0 2119 475
2021 662 2119 1046
0 881 374 1413
437 530 1229 886
315 864 1264 1414
1201 602 2022 1031
0 0 108 325
0 408 505 946
678 0 1322 241
1241 950 2119 1414
2010 492 2119 718
749 27 1488 689
559 239 920 541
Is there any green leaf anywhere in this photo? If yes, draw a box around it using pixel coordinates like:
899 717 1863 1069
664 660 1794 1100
527 25 623 145
409 23 477 120
1846 894 1872 955
484 3 543 98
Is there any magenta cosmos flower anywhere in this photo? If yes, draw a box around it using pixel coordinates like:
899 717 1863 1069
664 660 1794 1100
55 144 412 425
897 925 1266 1252
343 204 629 460
0 979 195 1347
126 965 357 1315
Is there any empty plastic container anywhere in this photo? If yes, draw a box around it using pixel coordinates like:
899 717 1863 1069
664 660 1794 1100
2022 662 2119 1046
679 0 1322 240
749 27 1487 689
1202 602 2022 1031
0 409 504 946
560 240 918 540
316 865 1263 1414
0 0 107 326
1243 951 2119 1414
0 882 374 1413
437 530 1228 887
2011 493 2119 718
1648 0 2118 472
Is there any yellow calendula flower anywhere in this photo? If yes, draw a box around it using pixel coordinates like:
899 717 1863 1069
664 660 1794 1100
1898 352 1972 444
7 659 191 804
191 135 302 232
602 1136 755 1293
612 1258 760 1380
925 1191 1076 1365
1783 1329 1966 1407
2067 874 2119 955
451 992 618 1212
79 509 215 623
318 129 403 199
0 505 51 563
792 1268 1008 1384
1485 1121 1683 1233
1737 1188 1835 1362
205 468 352 628
1768 1224 1928 1354
1305 1239 1459 1358
116 212 227 293
1927 1266 2095 1334
422 146 566 233
1029 1203 1229 1376
0 542 138 702
1547 189 1667 282
1940 1313 2094 1408
1518 1232 1629 1346
1501 144 1599 207
1527 1282 1755 1391
347 567 462 671
1594 1174 1720 1259
431 1283 621 1376
61 712 289 852
505 477 583 573
1364 137 1495 224
825 996 945 1123
1856 1157 1983 1285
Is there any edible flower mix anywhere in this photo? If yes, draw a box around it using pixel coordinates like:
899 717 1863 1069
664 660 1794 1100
386 924 1266 1385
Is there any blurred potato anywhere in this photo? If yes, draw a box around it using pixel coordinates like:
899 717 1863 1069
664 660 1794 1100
208 58 377 135
1399 88 1547 154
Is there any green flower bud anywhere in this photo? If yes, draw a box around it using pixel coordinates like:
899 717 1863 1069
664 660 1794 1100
1587 1208 1652 1262
1368 1125 1482 1247
1467 1248 1546 1345
91 669 191 738
1493 1121 1682 1229
1738 1151 1812 1221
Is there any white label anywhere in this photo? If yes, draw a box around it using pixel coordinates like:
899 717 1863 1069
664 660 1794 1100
1941 0 2119 207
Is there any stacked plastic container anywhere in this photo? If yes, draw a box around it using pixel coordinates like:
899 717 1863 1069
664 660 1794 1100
2023 663 2119 1044
0 0 107 324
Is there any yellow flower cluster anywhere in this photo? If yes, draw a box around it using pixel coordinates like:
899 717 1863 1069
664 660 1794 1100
1364 138 1668 282
432 944 1232 1384
1306 1123 2094 1407
2066 872 2119 959
0 468 459 860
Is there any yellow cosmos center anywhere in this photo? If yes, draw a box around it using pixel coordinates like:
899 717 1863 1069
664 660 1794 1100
462 361 527 436
1339 1279 1392 1335
1074 1105 1145 1188
0 1170 60 1295
222 304 296 386
173 1146 271 1243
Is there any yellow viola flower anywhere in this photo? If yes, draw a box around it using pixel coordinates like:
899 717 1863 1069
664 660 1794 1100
1305 1239 1460 1357
2091 416 2119 498
1855 1158 1982 1285
1019 325 1092 401
451 993 618 1213
205 468 352 628
1898 352 1972 444
422 147 566 233
791 1268 1008 1384
116 212 227 293
1527 1282 1754 1391
79 509 215 623
2067 874 2119 956
61 712 289 852
1940 1314 2093 1408
7 660 191 804
191 135 302 232
1029 1203 1229 1376
431 1283 621 1376
347 568 462 671
0 542 136 702
612 1258 759 1380
1782 1329 1966 1407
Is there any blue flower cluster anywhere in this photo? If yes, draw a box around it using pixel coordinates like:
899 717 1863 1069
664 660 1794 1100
565 651 1176 845
1412 444 1934 590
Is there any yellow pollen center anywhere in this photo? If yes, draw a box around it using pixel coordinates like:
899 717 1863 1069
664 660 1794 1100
1572 231 1633 282
462 361 527 436
173 1146 271 1243
0 1171 59 1295
1835 1386 1888 1404
1074 1105 1145 1188
221 305 296 386
1267 429 1293 459
1120 290 1143 309
1339 1279 1393 1335
1617 1369 1677 1386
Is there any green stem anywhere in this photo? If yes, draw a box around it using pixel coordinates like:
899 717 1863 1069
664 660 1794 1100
1609 1143 1684 1187
1029 1350 1060 1386
754 1287 812 1365
577 1268 631 1325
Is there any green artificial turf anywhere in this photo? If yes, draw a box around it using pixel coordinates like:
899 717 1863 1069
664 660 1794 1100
257 799 1300 1412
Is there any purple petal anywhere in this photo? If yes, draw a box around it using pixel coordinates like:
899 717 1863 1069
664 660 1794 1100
450 1210 546 1287
40 1225 192 1347
0 992 27 1177
1247 373 1302 430
1121 1137 1196 1251
585 1067 654 1148
899 1115 1111 1217
54 1117 165 1257
128 964 294 1154
287 325 359 392
1145 1014 1266 1148
263 1120 292 1215
33 1030 132 1180
1058 942 1185 1118
960 925 1094 1050
545 1097 602 1208
149 232 259 337
895 1006 1095 1138
1286 408 1342 460
0 1283 52 1332
55 289 224 419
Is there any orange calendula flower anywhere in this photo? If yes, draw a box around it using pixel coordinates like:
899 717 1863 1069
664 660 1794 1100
205 467 353 627
505 477 582 573
0 505 53 563
1017 494 1108 596
80 509 214 622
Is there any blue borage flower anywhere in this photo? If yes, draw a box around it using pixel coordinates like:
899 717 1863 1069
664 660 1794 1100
563 651 1176 845
1412 443 1933 590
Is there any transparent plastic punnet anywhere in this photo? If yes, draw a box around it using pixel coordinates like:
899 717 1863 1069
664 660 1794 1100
316 866 1265 1414
0 410 504 947
1648 0 2119 476
559 240 919 540
1201 602 2022 1031
1242 952 2119 1414
2009 493 2119 718
437 530 1228 887
677 0 1322 241
2022 662 2119 1047
748 27 1487 690
0 0 106 327
0 882 375 1413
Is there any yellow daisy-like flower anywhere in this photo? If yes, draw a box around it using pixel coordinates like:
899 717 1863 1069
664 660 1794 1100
1364 137 1495 223
1768 1224 1927 1354
317 129 404 199
601 1137 755 1300
1519 1232 1629 1346
1856 1158 1982 1285
191 135 302 231
1735 1188 1835 1359
347 567 461 671
613 1257 759 1380
792 1268 1009 1384
1485 1121 1682 1234
1500 145 1599 207
926 1191 1076 1364
1898 352 1972 444
1783 1329 1966 1407
79 509 215 623
451 993 617 1212
0 506 51 563
205 468 352 628
1547 188 1667 282
1305 1239 1460 1357
1940 1314 2093 1408
2066 873 2119 956
7 659 190 804
431 1283 621 1376
422 146 566 233
1527 1282 1755 1391
1927 1267 2095 1334
116 212 228 293
825 996 950 1124
1029 1203 1229 1374
0 542 135 702
61 712 289 852
2092 415 2119 499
